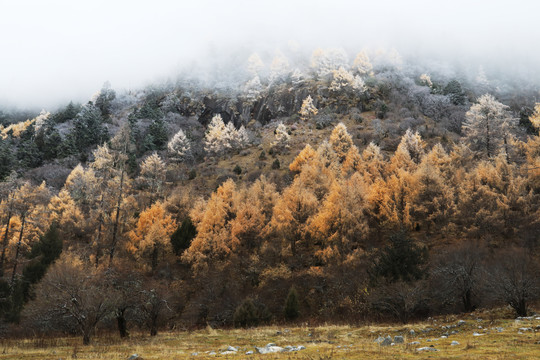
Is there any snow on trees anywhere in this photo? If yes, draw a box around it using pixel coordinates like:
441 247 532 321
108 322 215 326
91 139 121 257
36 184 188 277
272 122 290 150
204 114 249 156
353 50 373 76
311 48 349 78
269 52 290 84
243 76 263 101
167 129 191 161
299 96 318 121
463 94 516 158
329 67 366 93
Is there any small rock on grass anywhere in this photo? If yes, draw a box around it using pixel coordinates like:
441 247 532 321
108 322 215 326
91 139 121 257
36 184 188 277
417 347 438 352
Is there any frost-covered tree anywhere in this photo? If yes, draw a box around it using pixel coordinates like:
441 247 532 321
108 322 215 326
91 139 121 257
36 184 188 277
204 114 231 155
299 96 318 121
247 53 264 77
311 48 349 78
463 94 516 158
272 122 290 149
243 76 263 101
419 74 433 88
204 114 246 156
167 129 191 161
291 68 306 85
353 50 373 76
269 52 290 84
236 125 250 149
330 67 365 93
33 110 51 133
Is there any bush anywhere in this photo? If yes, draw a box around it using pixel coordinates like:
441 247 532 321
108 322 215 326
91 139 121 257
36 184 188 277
371 230 428 284
188 169 197 180
259 150 267 160
233 298 271 328
233 164 242 175
272 159 280 169
284 286 299 320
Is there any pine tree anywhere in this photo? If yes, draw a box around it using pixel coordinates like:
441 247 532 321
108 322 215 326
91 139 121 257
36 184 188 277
272 122 290 149
299 96 318 121
329 122 353 162
168 129 191 161
284 286 299 320
463 94 516 158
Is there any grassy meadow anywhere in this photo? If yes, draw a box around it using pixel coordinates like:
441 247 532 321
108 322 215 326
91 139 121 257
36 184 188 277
3 309 540 359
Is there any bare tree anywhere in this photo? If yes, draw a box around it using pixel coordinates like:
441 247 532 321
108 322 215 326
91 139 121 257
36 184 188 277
430 243 486 312
487 248 540 317
25 254 114 345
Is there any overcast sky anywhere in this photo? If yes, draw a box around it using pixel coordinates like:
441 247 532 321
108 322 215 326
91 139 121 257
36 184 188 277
1 0 539 109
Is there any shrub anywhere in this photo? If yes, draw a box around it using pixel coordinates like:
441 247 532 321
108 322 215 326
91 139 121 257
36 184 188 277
233 164 242 175
233 298 272 328
272 159 280 169
284 286 299 320
188 169 197 180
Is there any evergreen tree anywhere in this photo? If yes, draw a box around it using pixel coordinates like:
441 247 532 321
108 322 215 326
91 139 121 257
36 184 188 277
147 118 168 150
0 139 14 180
170 218 197 255
284 286 299 320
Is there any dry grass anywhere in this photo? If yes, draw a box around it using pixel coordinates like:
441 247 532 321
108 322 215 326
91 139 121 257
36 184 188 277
3 311 540 359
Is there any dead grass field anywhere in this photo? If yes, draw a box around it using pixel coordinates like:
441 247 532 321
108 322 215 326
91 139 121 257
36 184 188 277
3 309 540 359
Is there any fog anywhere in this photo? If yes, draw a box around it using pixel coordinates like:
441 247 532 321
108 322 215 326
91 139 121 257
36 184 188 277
1 0 539 109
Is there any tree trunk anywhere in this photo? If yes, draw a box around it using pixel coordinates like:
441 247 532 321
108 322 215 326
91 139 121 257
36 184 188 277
151 243 158 272
94 195 105 268
117 308 129 338
83 332 91 345
10 214 26 289
0 210 12 276
108 167 125 268
150 315 158 336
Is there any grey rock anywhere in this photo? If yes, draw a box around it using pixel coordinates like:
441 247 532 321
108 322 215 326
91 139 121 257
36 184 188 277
246 351 254 355
451 341 460 346
409 341 420 345
519 327 532 332
191 353 198 356
374 336 385 343
417 347 438 352
208 352 216 355
128 355 141 360
226 346 238 352
409 329 415 336
255 344 284 354
381 336 393 346
458 320 466 326
394 336 404 344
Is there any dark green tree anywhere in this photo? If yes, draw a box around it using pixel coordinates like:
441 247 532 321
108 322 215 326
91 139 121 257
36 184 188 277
0 139 14 180
170 218 197 256
284 286 299 320
444 80 466 105
371 230 428 283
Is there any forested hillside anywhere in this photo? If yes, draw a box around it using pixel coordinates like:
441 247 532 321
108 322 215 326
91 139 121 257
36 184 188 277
0 48 539 344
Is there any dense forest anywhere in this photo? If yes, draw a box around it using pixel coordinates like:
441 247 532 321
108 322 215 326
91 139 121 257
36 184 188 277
0 48 539 345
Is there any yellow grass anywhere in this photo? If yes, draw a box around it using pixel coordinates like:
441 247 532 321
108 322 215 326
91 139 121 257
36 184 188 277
3 312 540 359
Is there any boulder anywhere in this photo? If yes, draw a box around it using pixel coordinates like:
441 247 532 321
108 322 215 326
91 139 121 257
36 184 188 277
255 344 284 354
394 336 404 344
451 341 460 346
417 347 438 352
128 355 142 360
381 336 393 346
